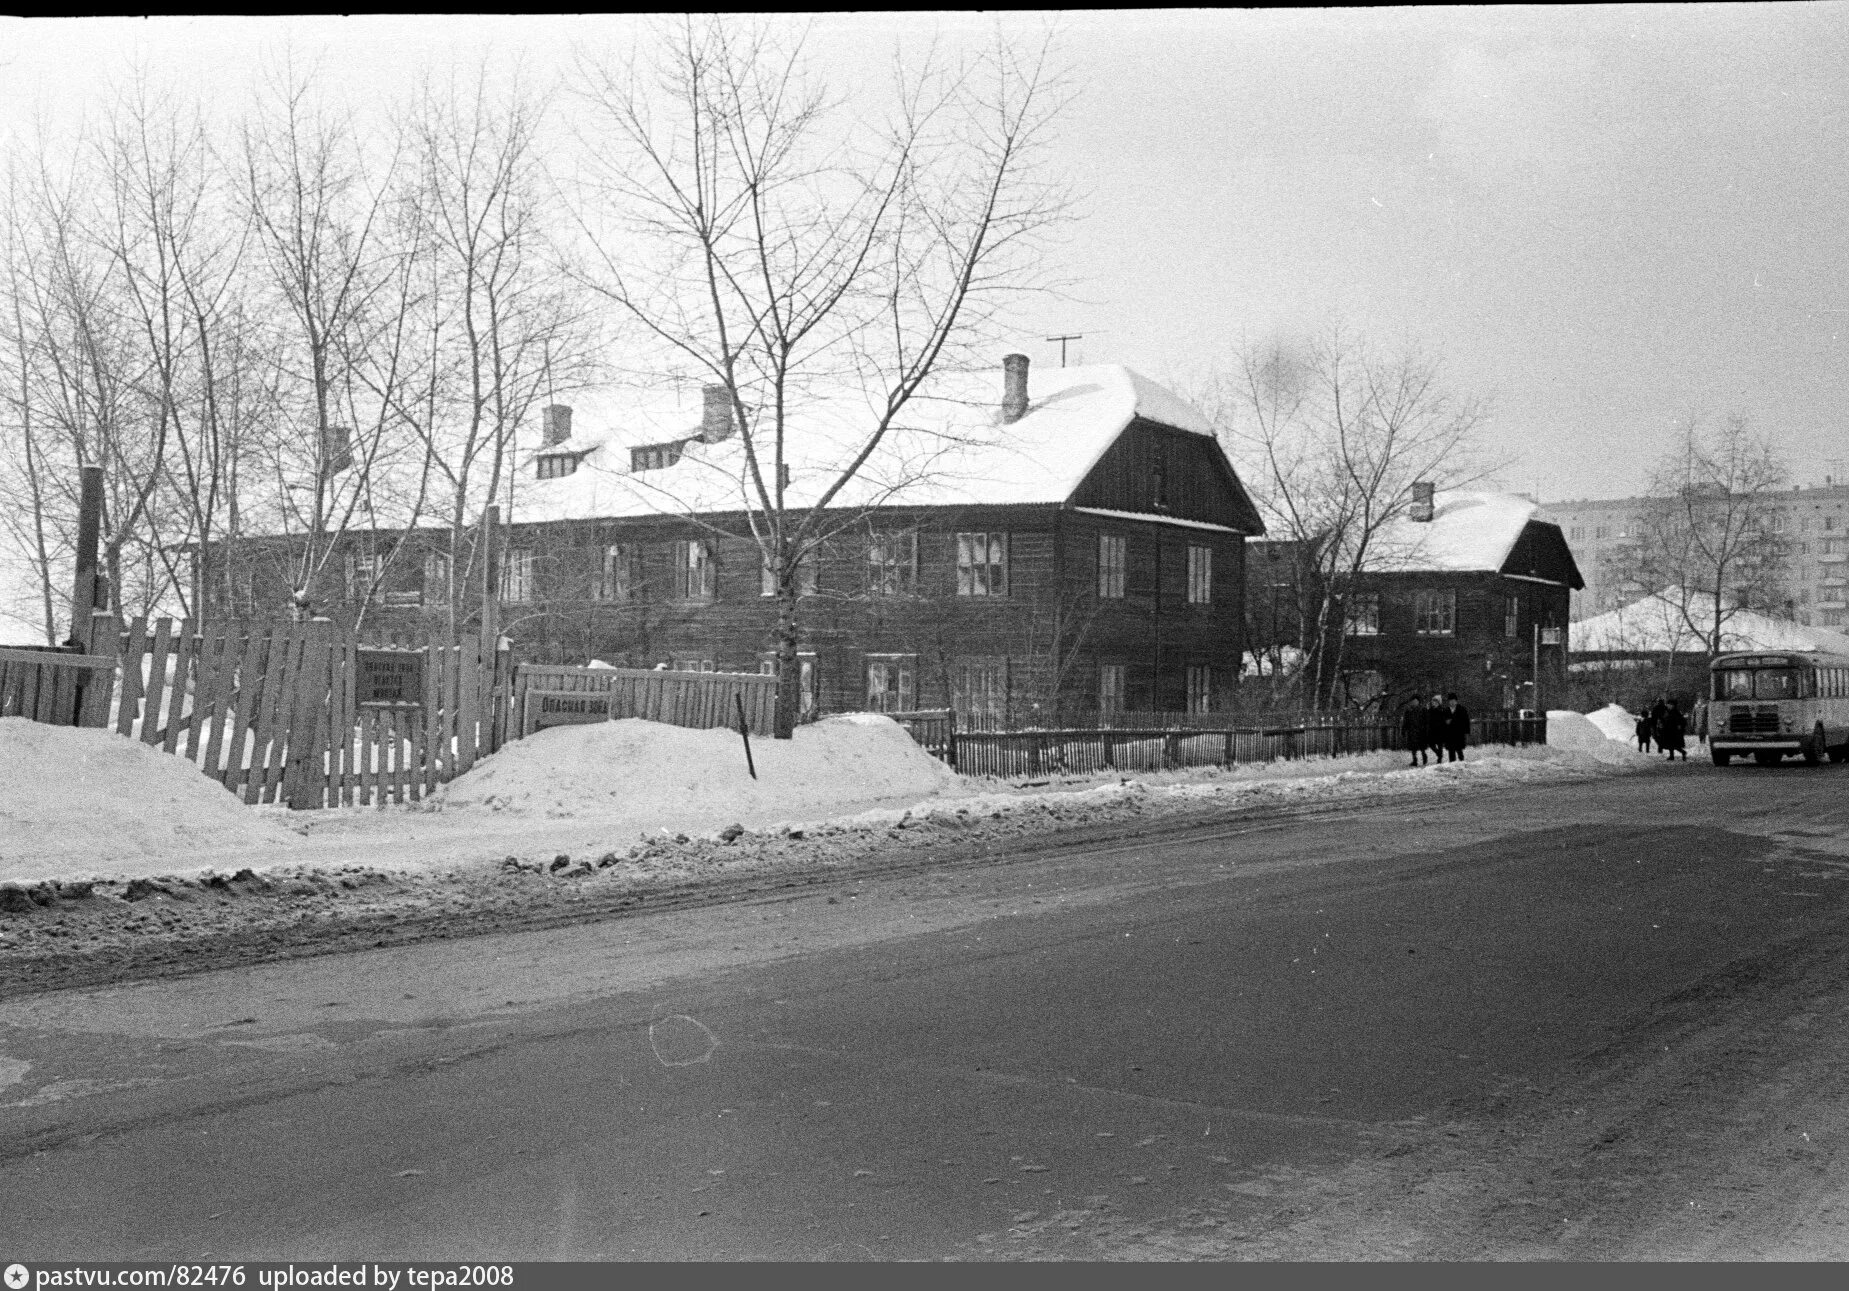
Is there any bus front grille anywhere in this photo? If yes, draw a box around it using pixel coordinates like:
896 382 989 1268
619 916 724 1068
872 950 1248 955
1728 706 1781 735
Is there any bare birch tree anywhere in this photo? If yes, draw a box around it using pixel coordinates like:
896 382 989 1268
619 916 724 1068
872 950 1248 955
569 16 1070 736
1604 413 1790 661
1200 324 1492 708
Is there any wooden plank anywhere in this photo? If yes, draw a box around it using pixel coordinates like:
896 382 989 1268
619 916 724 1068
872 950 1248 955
421 634 439 798
195 631 234 777
245 628 291 804
261 627 304 805
219 630 265 791
163 619 195 754
454 637 480 774
284 622 332 810
335 632 357 806
140 618 175 745
114 616 148 737
358 705 376 808
44 658 72 725
184 629 221 762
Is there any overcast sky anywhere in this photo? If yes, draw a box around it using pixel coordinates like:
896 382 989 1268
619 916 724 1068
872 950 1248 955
2 7 1845 504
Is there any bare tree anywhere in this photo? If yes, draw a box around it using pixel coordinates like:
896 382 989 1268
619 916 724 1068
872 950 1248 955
569 16 1070 736
1199 324 1493 708
1604 413 1790 660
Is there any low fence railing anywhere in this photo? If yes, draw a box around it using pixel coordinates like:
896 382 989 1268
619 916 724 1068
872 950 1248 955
890 709 1548 778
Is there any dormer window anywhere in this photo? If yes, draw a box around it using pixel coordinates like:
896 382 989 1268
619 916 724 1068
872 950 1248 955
632 441 684 473
535 452 580 480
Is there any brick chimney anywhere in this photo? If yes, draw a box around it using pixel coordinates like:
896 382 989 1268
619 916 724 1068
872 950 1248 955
700 384 733 443
1001 353 1030 424
1410 481 1435 522
541 404 573 447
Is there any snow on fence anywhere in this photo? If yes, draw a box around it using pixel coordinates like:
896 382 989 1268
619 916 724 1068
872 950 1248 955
513 664 777 738
894 710 1548 777
109 616 514 808
0 644 115 728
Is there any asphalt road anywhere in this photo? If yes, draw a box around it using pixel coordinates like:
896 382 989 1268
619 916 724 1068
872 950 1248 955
4 761 1848 1260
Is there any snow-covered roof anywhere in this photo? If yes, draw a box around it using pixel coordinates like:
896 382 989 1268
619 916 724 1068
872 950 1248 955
1572 588 1849 655
505 363 1227 526
1367 490 1542 574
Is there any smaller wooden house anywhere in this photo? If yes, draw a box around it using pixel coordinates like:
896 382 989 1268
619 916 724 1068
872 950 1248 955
1333 489 1584 712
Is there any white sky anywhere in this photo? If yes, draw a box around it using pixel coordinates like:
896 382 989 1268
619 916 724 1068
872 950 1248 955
2 7 1846 505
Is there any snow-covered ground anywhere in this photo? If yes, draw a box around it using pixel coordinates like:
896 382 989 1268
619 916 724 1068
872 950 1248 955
1 712 1664 888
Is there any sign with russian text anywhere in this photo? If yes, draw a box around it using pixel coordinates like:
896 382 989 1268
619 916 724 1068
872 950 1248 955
356 649 424 707
529 690 612 729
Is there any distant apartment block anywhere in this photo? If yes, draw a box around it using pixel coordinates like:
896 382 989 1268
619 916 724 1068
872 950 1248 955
1539 479 1849 626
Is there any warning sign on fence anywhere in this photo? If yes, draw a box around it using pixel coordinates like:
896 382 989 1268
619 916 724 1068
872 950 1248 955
357 649 424 706
529 690 612 729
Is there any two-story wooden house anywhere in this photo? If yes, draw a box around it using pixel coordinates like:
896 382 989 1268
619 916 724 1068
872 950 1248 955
1333 489 1584 712
204 357 1265 720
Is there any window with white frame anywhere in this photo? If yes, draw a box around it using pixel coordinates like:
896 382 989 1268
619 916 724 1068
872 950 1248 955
595 544 634 603
670 657 715 672
758 651 819 718
345 544 381 603
1505 594 1520 639
1186 664 1211 715
631 442 682 473
760 547 817 597
1098 534 1126 599
865 655 916 713
1187 545 1212 604
674 539 714 601
954 658 1008 719
1344 593 1380 636
1414 588 1456 636
499 548 535 604
956 532 1009 597
1099 663 1126 714
866 530 917 596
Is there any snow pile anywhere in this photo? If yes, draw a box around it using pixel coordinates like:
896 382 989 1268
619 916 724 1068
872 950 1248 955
1547 709 1657 765
1585 703 1641 744
0 717 298 883
435 714 962 821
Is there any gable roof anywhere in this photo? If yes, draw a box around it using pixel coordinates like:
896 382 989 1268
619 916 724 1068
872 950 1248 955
1367 490 1570 579
1573 589 1849 655
505 363 1242 527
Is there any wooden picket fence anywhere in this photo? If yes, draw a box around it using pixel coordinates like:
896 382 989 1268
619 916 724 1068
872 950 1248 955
514 664 777 738
0 644 116 728
109 616 514 809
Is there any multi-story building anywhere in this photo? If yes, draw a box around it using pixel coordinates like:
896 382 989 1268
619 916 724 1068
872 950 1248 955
201 358 1266 719
1541 480 1849 626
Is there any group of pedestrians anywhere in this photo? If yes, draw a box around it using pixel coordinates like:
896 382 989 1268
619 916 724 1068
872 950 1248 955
1634 696 1693 761
1399 693 1472 767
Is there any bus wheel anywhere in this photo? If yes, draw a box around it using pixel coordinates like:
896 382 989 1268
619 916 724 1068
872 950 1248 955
1711 748 1731 767
1755 751 1783 766
1803 724 1825 766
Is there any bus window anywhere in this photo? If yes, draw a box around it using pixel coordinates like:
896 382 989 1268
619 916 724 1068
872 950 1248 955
1717 669 1753 700
1755 669 1798 699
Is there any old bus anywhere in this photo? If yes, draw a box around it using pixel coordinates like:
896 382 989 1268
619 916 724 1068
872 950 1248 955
1708 650 1849 766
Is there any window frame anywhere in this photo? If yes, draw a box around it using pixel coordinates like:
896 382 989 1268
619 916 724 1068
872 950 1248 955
1186 544 1212 605
673 538 715 602
956 531 1010 597
1185 664 1211 715
1344 592 1380 637
1099 662 1127 715
866 528 918 597
499 547 536 605
1098 533 1127 599
1413 588 1457 636
594 543 635 603
865 653 917 713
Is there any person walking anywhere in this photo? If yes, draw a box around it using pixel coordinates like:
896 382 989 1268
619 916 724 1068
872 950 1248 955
1635 707 1655 753
1401 696 1431 767
1428 693 1449 764
1658 698 1689 761
1442 692 1472 762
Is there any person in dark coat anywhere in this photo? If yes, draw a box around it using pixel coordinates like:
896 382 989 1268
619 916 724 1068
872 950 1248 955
1401 697 1431 767
1658 699 1688 761
1441 692 1471 762
1428 693 1448 763
1634 709 1654 752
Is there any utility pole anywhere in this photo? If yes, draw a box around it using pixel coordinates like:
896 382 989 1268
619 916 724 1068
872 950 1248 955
1532 621 1542 716
1045 334 1084 367
70 464 105 651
